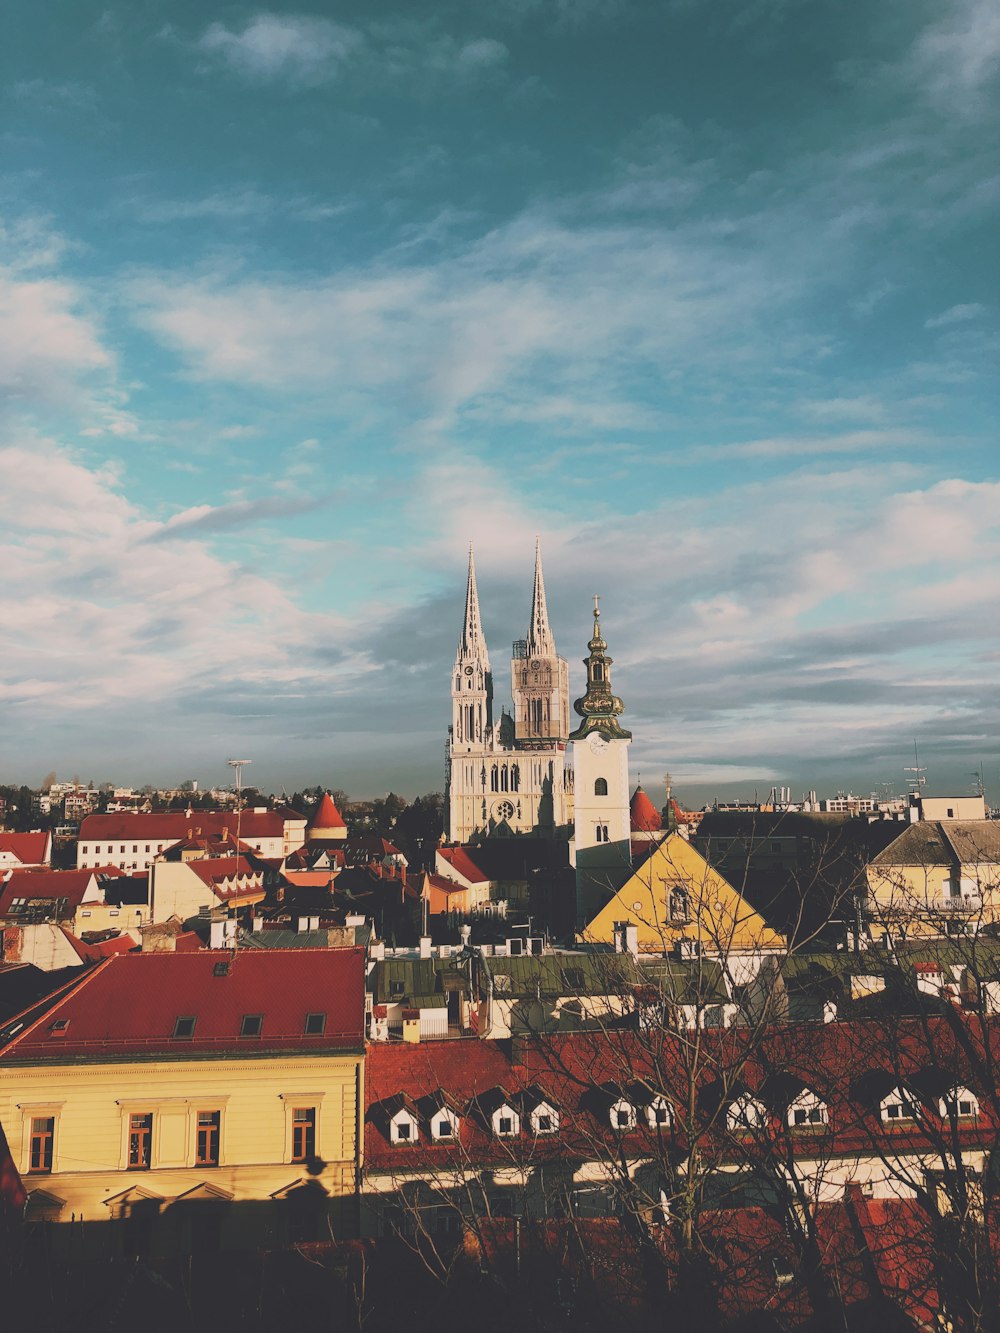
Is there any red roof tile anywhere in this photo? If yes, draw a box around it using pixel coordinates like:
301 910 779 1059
309 792 346 832
0 832 50 866
437 846 489 884
0 948 366 1061
629 785 662 833
0 869 100 917
78 809 301 842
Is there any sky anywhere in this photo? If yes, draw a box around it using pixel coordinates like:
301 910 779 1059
2 0 998 805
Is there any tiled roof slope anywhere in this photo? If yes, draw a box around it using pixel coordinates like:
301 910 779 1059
0 832 50 865
0 869 99 916
437 847 489 883
0 947 366 1062
78 809 300 841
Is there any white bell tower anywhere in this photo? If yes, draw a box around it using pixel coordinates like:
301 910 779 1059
569 598 632 928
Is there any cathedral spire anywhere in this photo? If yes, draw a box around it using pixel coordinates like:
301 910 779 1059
526 537 556 657
457 544 489 664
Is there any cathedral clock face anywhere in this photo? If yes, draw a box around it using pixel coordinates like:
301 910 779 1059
493 799 515 822
531 659 540 670
464 666 474 676
588 732 608 755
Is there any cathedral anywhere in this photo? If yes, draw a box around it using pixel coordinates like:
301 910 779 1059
446 542 575 842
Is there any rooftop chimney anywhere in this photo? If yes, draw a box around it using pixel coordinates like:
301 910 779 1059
419 935 432 960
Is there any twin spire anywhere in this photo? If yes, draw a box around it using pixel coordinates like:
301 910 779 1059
458 544 489 663
457 539 555 664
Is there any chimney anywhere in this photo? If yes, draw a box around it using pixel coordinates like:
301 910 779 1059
613 921 638 958
209 919 227 949
419 935 432 960
370 940 386 961
459 923 472 948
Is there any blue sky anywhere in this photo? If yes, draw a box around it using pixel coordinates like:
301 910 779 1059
2 0 998 804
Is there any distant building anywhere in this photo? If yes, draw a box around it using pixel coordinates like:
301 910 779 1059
77 808 307 872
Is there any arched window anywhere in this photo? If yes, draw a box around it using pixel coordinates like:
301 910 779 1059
595 824 609 844
500 765 509 792
511 764 520 792
594 777 608 796
491 765 499 792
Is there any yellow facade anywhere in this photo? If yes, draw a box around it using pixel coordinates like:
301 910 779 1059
864 821 1000 937
0 1050 363 1245
582 832 785 954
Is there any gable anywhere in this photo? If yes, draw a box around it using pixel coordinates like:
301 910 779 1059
582 833 785 952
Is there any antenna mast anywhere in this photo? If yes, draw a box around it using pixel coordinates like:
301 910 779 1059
903 740 926 796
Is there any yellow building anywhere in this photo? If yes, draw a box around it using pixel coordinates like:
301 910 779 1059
865 820 1000 936
582 831 785 955
0 947 366 1251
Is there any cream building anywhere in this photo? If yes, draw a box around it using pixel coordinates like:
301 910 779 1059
446 542 574 841
0 949 366 1249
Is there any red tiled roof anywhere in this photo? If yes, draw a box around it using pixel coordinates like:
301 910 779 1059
0 869 99 917
78 809 302 842
309 792 346 832
0 948 366 1061
630 785 662 833
437 846 489 884
185 856 264 900
424 873 470 895
0 832 50 866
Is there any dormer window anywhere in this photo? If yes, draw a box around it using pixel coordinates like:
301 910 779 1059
645 1096 672 1130
609 1098 636 1131
304 1012 326 1035
880 1087 916 1122
389 980 405 997
940 1086 979 1120
240 1014 263 1038
173 1016 197 1040
388 1101 420 1145
787 1089 828 1129
727 1094 765 1133
528 1100 560 1135
492 1104 520 1138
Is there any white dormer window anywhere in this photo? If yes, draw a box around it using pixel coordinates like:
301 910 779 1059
389 1109 419 1144
529 1103 560 1135
939 1086 979 1120
880 1087 916 1122
609 1099 636 1131
430 1107 460 1141
493 1106 520 1138
727 1094 765 1133
645 1096 672 1130
787 1089 828 1129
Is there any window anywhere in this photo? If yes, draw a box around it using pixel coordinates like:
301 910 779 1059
389 980 405 997
240 1014 263 1038
496 1113 517 1137
292 1108 316 1162
29 1117 54 1173
792 1105 826 1127
173 1016 197 1039
594 777 608 796
304 1012 326 1035
957 1097 977 1118
436 1118 453 1138
615 1108 632 1128
595 824 609 843
649 1103 670 1127
560 967 585 990
196 1111 220 1166
395 1120 412 1142
128 1113 153 1169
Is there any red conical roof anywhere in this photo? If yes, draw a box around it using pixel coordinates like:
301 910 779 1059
309 792 346 833
630 785 662 833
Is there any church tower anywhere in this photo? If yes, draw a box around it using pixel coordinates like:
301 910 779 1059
569 599 632 928
446 548 494 841
511 539 571 746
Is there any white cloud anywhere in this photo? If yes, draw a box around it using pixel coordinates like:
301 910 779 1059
196 14 363 85
925 302 985 328
910 0 1000 112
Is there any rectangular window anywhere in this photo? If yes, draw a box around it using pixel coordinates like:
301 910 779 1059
304 1012 326 1035
437 1119 453 1138
196 1111 221 1166
173 1015 197 1039
292 1108 316 1162
396 1121 412 1141
29 1117 54 1173
128 1113 153 1168
240 1014 263 1038
498 1116 514 1136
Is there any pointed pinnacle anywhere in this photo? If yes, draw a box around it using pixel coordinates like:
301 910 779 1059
527 538 556 657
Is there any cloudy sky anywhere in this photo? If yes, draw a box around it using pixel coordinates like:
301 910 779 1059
2 0 998 804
